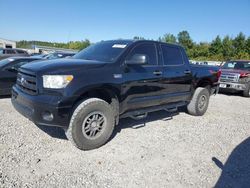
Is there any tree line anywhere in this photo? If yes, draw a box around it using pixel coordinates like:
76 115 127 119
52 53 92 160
157 31 250 61
17 31 250 61
17 39 90 51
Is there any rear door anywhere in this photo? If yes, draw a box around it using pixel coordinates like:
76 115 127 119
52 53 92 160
160 44 192 103
120 42 164 113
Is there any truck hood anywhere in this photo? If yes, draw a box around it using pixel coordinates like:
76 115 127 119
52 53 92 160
21 58 107 74
221 68 250 74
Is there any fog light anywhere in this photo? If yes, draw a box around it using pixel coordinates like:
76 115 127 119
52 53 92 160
42 111 54 121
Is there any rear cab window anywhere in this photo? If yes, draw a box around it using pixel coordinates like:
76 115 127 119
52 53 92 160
161 44 184 66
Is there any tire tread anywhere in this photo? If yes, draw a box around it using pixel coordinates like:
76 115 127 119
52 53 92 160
66 98 115 150
187 87 210 116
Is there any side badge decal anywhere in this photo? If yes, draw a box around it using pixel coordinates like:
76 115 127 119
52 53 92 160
113 74 122 79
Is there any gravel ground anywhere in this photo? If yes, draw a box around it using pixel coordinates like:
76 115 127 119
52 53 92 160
0 94 249 188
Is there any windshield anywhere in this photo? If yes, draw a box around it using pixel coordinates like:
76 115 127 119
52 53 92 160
222 61 250 70
0 58 14 68
73 41 131 62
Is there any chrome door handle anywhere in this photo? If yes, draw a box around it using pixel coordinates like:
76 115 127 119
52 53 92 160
153 71 162 76
184 70 191 74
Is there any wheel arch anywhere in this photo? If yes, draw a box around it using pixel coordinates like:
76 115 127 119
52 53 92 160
196 78 213 91
71 84 121 124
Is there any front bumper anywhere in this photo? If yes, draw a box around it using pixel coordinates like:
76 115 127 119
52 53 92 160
219 82 247 91
11 86 73 128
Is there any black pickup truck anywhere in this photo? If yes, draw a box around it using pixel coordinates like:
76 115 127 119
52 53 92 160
11 40 220 150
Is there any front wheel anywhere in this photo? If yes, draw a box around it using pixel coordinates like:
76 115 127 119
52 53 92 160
187 87 210 116
65 98 115 150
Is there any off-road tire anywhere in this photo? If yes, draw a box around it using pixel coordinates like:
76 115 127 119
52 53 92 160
65 98 115 150
187 87 210 116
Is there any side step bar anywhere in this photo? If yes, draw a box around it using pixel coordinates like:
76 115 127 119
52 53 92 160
120 101 187 120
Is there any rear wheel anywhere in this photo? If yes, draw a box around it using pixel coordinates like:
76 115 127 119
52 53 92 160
65 98 115 150
187 87 210 116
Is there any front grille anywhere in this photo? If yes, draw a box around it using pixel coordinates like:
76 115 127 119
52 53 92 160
16 70 37 95
219 73 240 83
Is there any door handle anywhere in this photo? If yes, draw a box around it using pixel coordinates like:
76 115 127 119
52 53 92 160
153 71 162 76
184 70 192 74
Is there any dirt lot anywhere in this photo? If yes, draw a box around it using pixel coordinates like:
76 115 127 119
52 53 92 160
0 94 249 188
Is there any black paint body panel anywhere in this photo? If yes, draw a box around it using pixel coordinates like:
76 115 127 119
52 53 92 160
11 40 219 127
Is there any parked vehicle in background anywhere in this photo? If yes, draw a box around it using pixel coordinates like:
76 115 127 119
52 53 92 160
31 54 48 58
190 60 222 66
0 48 29 60
44 51 76 59
11 40 220 150
219 60 250 97
0 57 41 96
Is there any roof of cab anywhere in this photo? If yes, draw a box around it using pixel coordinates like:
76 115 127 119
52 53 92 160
102 39 182 48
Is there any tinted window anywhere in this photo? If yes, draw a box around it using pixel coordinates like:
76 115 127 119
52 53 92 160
161 45 183 65
6 50 15 54
0 49 3 55
222 61 250 70
16 50 25 54
127 43 157 65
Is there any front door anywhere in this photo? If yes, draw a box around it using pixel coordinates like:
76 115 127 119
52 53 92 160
120 42 164 113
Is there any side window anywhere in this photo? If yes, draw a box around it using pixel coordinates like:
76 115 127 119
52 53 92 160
161 45 183 66
0 49 3 55
16 50 25 54
127 43 157 65
6 50 16 54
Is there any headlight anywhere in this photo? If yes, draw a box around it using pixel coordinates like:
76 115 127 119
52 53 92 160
42 75 74 89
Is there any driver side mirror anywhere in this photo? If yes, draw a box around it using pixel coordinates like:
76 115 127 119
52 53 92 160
126 54 148 65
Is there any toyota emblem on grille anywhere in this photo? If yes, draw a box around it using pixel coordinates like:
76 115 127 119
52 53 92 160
21 77 25 85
